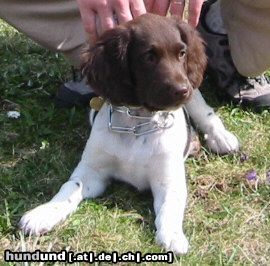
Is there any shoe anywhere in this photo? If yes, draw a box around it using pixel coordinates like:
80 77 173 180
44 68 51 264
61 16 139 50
198 0 270 108
54 67 96 108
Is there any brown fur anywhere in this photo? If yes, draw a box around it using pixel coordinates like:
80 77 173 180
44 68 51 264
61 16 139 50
83 13 207 111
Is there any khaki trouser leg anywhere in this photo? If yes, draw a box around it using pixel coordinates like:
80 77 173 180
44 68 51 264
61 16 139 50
221 0 270 77
0 0 86 68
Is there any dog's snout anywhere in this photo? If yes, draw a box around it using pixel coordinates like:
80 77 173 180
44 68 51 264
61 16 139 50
173 85 189 96
168 84 189 99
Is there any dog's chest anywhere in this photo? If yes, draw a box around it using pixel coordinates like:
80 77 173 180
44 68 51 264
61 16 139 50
89 104 187 190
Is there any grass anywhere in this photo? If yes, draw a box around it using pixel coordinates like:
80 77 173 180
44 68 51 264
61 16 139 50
0 20 270 265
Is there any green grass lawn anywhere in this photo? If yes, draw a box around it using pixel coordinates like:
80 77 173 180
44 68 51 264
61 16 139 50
0 21 269 265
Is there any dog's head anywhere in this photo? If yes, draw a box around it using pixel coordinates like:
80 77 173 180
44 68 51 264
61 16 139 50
83 13 207 111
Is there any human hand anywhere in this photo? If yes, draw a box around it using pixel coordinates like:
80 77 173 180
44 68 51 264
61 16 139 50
145 0 204 27
77 0 146 41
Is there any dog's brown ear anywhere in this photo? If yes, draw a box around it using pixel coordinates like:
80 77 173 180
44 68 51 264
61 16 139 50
173 18 207 89
82 27 136 106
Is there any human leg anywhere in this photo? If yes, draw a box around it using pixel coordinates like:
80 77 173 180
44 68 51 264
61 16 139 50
198 0 270 108
0 0 94 107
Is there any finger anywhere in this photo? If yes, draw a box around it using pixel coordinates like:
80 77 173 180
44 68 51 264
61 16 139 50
95 15 103 37
96 5 115 33
170 0 185 17
151 0 170 16
113 0 133 24
188 0 204 27
130 0 147 18
79 7 98 42
144 0 155 12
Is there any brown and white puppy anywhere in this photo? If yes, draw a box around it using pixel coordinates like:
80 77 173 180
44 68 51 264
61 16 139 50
19 14 239 254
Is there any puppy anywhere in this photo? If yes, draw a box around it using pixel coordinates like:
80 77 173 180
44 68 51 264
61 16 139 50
19 14 239 254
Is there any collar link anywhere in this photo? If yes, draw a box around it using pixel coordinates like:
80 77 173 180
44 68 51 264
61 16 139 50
108 104 175 136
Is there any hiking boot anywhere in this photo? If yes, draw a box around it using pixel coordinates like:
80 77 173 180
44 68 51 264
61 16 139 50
55 67 96 108
198 0 270 108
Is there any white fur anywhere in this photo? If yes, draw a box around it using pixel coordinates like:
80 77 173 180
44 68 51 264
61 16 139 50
185 90 239 154
19 90 239 254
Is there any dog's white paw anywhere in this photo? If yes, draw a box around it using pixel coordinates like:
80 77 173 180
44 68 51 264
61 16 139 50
19 203 69 235
205 128 239 154
156 230 189 255
204 117 239 154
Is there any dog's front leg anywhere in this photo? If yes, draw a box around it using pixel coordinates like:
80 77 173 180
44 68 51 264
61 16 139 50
19 178 84 235
19 141 107 235
185 89 239 154
150 162 189 255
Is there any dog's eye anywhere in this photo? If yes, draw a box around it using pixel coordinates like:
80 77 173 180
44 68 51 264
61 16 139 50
143 50 157 63
178 49 186 59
